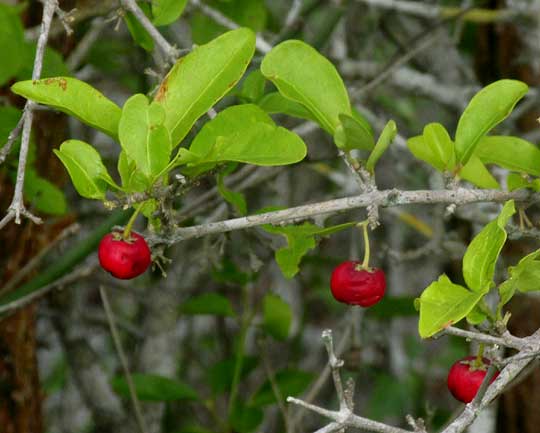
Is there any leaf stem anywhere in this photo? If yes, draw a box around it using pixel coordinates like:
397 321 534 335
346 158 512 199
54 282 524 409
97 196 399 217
358 221 370 269
123 203 144 239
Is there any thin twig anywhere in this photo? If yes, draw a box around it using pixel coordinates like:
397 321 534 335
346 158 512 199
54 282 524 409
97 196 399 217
0 113 25 165
441 326 524 350
99 285 149 433
189 0 273 53
120 0 179 62
0 0 59 229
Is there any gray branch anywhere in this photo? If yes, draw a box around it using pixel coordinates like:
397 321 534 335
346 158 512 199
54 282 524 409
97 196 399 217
0 0 59 229
149 188 533 245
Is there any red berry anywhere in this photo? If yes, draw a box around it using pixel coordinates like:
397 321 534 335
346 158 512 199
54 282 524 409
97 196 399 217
330 261 386 307
447 356 499 403
98 231 151 279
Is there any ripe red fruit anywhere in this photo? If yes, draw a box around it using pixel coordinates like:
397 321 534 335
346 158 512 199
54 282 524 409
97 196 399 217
98 231 151 279
330 261 386 307
447 356 500 403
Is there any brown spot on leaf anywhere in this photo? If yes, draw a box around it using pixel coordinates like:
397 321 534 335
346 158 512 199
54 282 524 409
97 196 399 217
43 78 67 91
155 77 169 102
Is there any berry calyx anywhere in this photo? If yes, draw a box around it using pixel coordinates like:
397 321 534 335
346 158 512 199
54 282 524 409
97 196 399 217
98 231 151 279
447 356 499 403
330 261 386 307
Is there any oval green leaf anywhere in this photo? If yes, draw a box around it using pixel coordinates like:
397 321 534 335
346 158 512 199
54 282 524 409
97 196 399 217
258 92 317 123
455 79 528 165
53 139 115 200
261 40 351 134
423 123 455 170
11 77 121 138
459 154 500 189
417 274 485 338
366 120 397 172
119 94 171 179
152 0 188 26
189 104 273 159
475 136 540 176
333 113 374 152
154 28 256 146
462 200 515 292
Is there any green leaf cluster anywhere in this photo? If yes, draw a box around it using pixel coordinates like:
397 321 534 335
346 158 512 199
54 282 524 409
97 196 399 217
417 201 516 337
11 29 308 206
407 80 534 189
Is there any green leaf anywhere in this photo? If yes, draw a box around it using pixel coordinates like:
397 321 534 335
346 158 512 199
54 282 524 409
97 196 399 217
261 40 351 134
217 165 248 215
333 113 374 151
189 104 273 159
181 104 307 170
117 150 151 193
53 139 115 200
124 3 154 51
250 369 314 407
258 92 318 123
191 0 267 44
11 77 121 138
119 94 171 179
459 154 500 189
0 4 25 86
406 135 445 171
112 373 199 401
366 119 397 172
203 124 306 166
24 169 67 215
262 222 356 278
497 250 540 314
240 70 266 103
423 123 455 170
262 294 292 341
180 293 235 317
207 356 258 394
455 79 528 165
466 305 487 325
152 0 188 26
462 200 515 292
417 274 486 338
507 173 528 192
475 136 540 176
154 28 256 146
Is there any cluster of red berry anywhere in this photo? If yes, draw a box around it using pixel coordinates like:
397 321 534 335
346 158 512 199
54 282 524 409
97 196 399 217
97 224 498 403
